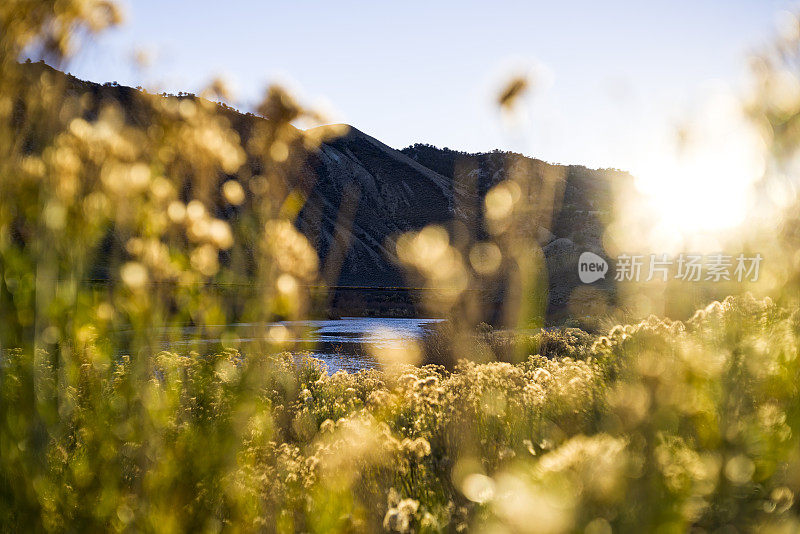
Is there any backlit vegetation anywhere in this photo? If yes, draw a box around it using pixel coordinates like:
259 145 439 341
2 2 800 533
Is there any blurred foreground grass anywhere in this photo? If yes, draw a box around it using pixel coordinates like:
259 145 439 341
3 2 800 533
4 296 800 532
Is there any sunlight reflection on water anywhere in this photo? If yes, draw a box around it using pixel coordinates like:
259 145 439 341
156 317 444 373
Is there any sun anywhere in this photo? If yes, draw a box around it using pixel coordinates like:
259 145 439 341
630 91 765 239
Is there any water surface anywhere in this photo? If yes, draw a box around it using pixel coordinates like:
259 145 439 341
159 317 443 373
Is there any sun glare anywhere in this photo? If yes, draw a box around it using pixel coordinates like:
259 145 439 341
631 90 766 239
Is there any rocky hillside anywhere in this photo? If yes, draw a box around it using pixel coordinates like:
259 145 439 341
17 61 631 323
302 138 629 322
297 128 457 288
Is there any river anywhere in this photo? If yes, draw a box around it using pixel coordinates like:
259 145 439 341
158 317 443 373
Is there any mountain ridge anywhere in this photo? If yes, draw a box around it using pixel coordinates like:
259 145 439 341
16 60 626 324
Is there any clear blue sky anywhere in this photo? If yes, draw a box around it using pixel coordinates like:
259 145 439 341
61 0 792 171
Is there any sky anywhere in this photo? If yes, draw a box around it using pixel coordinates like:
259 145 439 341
60 0 794 174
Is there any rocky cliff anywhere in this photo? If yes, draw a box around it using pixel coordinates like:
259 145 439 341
17 61 629 323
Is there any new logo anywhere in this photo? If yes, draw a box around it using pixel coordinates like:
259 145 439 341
578 252 608 283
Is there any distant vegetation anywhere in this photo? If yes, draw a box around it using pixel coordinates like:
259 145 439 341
3 1 800 533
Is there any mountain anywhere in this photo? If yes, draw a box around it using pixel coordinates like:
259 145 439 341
298 127 457 288
396 144 625 322
297 132 627 322
14 61 630 325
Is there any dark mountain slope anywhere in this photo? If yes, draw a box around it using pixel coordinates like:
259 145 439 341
15 61 629 322
298 127 457 288
399 144 628 320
